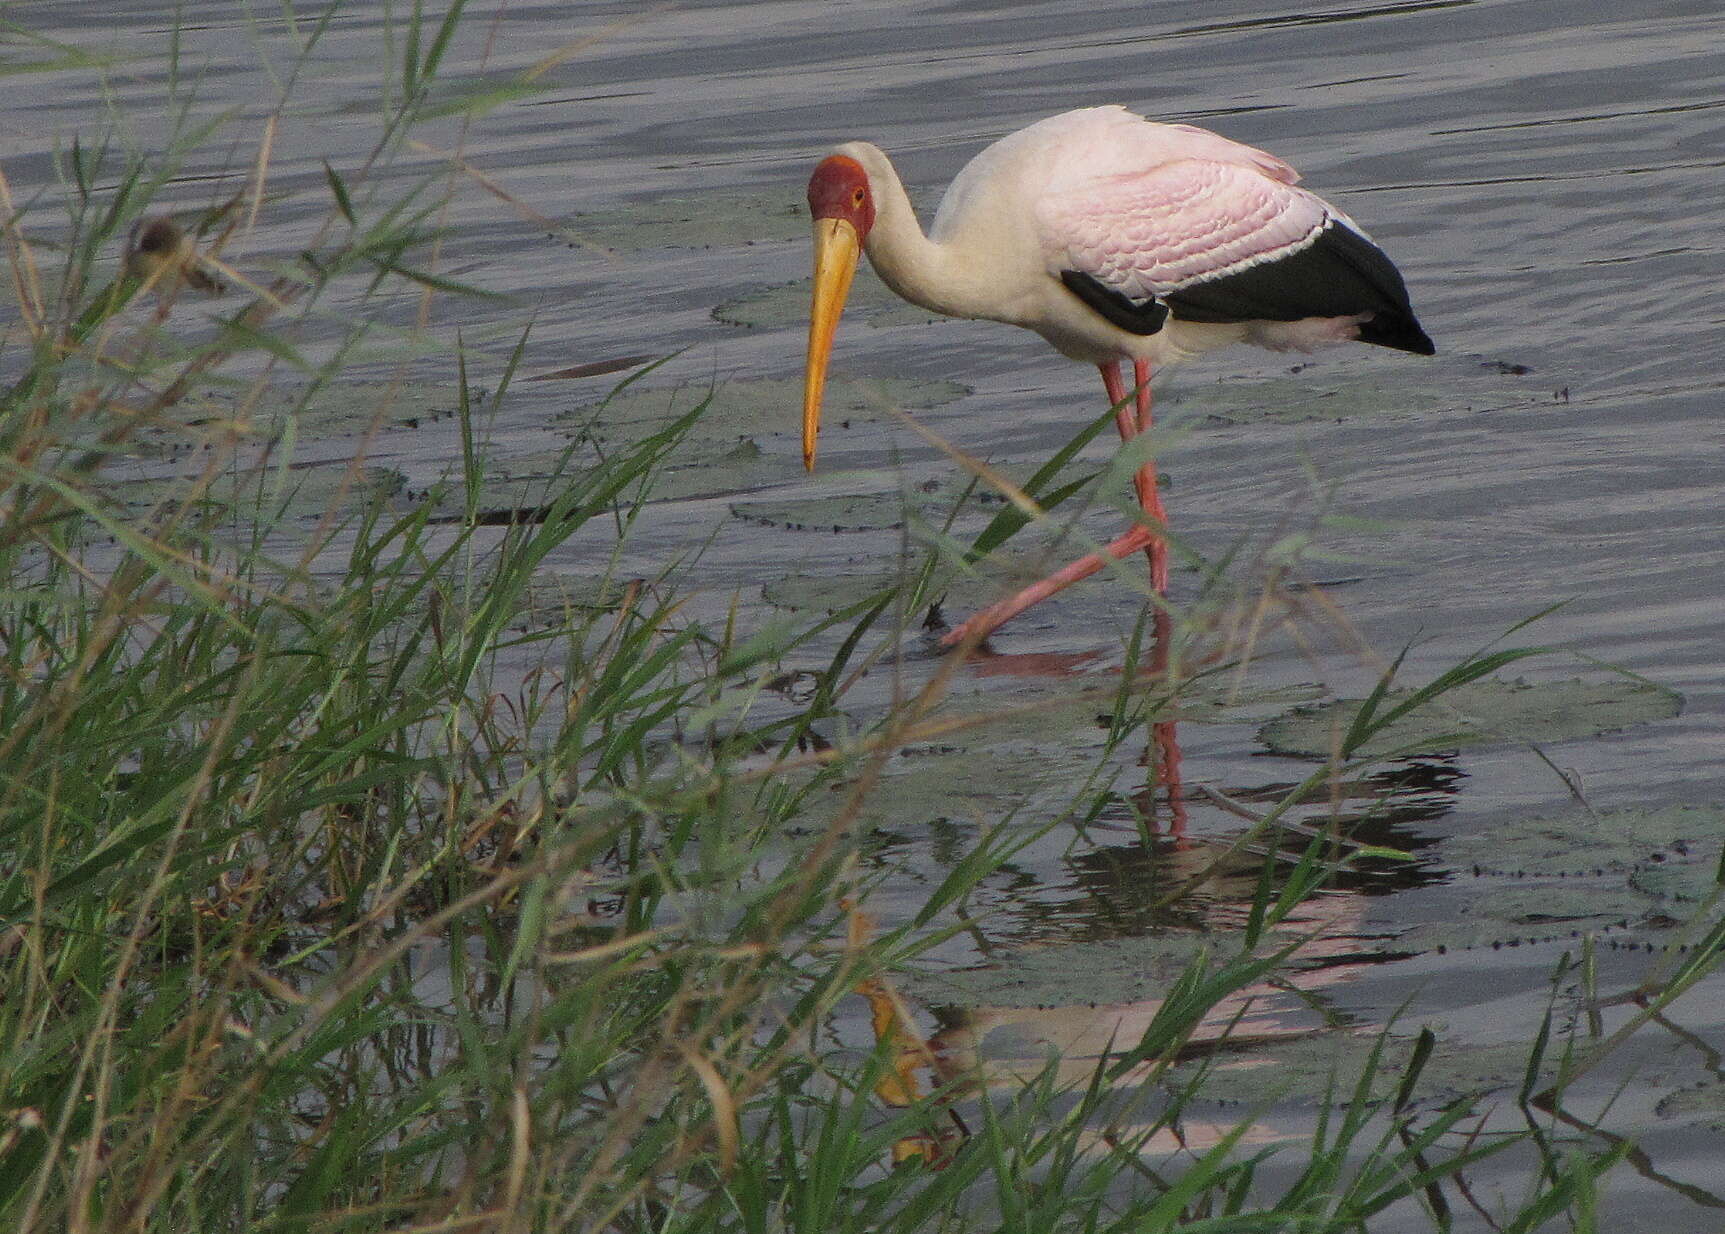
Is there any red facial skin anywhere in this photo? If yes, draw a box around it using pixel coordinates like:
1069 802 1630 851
807 155 876 239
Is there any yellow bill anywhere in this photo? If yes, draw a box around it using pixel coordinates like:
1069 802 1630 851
802 216 861 471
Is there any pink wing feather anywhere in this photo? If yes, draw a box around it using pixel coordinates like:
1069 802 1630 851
1040 159 1334 301
1156 122 1302 185
929 107 1429 355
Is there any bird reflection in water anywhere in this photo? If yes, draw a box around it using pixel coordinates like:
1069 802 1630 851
855 597 1463 1163
965 603 1189 833
886 760 1457 1155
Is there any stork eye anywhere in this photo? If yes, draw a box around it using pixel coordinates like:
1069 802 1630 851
852 189 865 207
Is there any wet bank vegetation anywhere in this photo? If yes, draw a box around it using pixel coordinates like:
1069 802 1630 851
2 5 1720 1232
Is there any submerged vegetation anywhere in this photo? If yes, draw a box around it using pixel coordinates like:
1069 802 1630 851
1 4 1720 1232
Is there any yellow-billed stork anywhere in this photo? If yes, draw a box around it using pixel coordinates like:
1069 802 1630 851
800 106 1433 646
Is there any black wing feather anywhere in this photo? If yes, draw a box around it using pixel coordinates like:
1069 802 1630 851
1059 269 1169 336
1164 221 1434 356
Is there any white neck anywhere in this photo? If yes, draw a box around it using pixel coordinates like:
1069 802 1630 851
835 142 1000 323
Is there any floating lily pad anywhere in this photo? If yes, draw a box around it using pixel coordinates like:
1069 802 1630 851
904 880 1373 1014
803 682 1332 842
904 932 1217 1011
418 571 642 631
1655 1081 1725 1131
939 689 1163 755
1442 806 1725 880
715 268 946 330
790 721 1165 843
157 381 471 445
1170 1032 1566 1109
731 478 1009 533
516 571 642 619
789 694 1164 839
411 452 567 516
808 742 1105 839
762 566 1018 615
409 436 788 514
562 189 809 250
731 449 1133 534
648 437 793 501
559 376 970 455
1389 884 1656 955
1629 847 1725 903
561 185 934 252
1164 373 1454 426
930 680 1324 757
1172 681 1332 724
1258 677 1683 761
114 460 406 522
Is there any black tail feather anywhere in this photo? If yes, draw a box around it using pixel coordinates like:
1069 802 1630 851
1165 219 1434 355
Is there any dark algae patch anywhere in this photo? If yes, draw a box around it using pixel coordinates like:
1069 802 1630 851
1258 676 1683 759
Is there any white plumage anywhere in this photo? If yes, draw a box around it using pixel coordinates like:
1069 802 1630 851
825 107 1422 367
801 105 1431 644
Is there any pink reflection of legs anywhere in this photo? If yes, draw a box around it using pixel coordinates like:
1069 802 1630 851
1148 605 1188 835
954 606 1188 836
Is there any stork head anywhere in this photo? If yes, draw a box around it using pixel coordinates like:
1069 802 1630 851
802 155 876 471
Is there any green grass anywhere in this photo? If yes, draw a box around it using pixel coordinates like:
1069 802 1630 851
1 5 1720 1232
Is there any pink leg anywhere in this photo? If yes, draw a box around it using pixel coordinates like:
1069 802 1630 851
940 360 1169 647
1115 359 1169 594
940 521 1158 646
